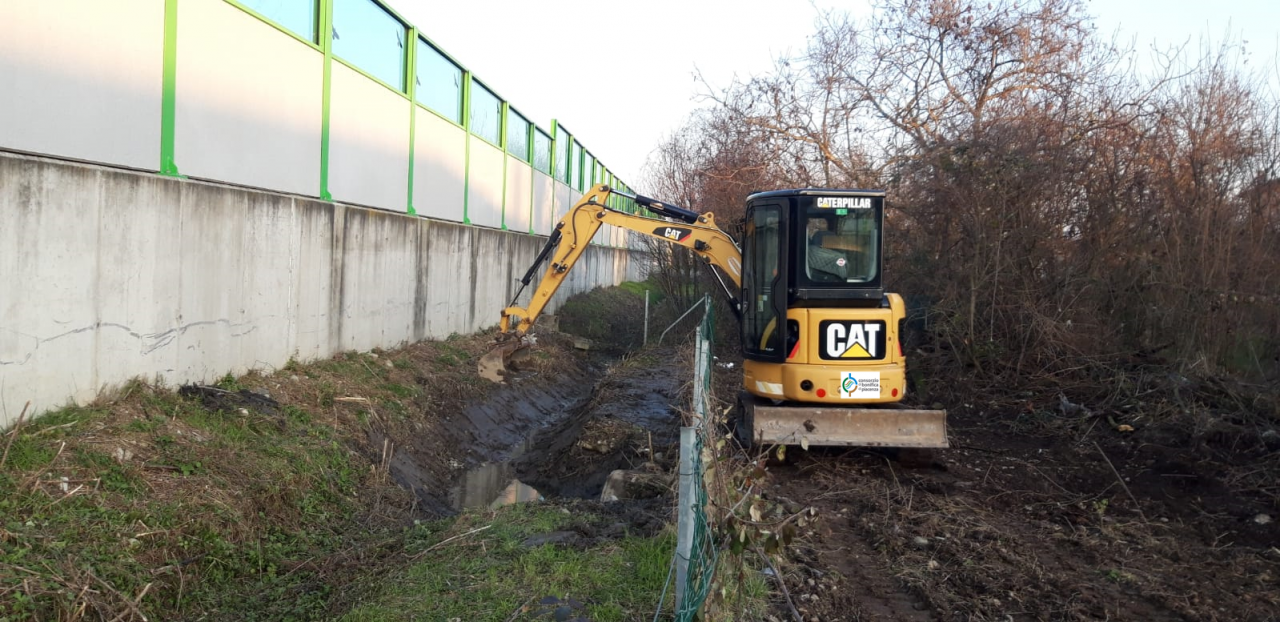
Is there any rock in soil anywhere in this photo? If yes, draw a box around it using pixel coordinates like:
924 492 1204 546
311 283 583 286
599 469 673 502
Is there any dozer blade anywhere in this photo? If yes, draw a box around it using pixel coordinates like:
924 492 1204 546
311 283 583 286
743 399 949 449
477 335 532 383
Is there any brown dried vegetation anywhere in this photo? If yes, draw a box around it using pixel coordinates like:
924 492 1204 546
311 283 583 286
645 0 1280 618
648 0 1279 400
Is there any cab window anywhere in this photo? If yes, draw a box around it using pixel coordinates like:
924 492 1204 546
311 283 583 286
803 207 879 283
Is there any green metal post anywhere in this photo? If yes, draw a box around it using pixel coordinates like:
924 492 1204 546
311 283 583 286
528 124 536 234
405 28 418 215
159 0 181 177
461 73 472 224
550 119 558 182
500 100 509 230
319 0 334 200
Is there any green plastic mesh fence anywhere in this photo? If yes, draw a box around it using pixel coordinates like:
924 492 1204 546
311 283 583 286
672 296 719 621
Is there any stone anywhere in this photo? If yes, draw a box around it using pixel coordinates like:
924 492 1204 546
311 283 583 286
600 469 673 502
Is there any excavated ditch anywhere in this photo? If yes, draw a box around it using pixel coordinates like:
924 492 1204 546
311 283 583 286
375 347 683 516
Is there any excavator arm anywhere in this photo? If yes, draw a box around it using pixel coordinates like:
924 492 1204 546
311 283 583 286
478 184 739 382
499 183 742 336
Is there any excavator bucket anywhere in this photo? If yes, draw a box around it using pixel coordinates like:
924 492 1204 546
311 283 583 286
738 394 949 449
477 335 532 383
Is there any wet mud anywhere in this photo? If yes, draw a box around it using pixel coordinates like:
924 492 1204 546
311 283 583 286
377 346 683 516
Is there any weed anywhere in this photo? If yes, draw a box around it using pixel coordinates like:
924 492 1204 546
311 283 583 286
318 382 337 407
379 398 409 421
342 504 673 622
284 405 312 425
2 435 57 471
1100 568 1135 583
216 372 241 392
382 383 418 399
124 416 162 433
71 449 143 496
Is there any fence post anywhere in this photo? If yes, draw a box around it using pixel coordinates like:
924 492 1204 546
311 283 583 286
672 295 715 618
643 289 650 346
675 425 695 612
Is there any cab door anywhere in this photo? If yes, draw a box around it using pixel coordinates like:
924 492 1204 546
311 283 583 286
741 200 788 362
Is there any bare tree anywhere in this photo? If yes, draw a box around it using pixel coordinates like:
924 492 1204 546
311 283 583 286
647 0 1280 382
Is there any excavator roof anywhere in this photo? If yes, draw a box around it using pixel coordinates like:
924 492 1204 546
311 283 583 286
747 188 886 200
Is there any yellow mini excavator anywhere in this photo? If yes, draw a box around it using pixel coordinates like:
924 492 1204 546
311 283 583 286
481 184 948 450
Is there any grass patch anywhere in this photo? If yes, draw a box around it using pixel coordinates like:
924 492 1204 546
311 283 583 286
340 504 674 622
0 380 414 621
557 280 667 350
0 325 683 620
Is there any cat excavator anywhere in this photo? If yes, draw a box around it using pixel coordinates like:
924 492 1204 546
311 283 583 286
480 184 948 449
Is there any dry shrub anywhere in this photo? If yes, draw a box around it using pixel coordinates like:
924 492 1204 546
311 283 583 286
642 0 1280 394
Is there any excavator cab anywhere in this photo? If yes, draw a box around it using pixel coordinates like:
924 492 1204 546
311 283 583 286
741 190 885 363
738 189 948 448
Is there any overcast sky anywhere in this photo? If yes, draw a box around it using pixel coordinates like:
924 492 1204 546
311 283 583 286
394 0 1280 188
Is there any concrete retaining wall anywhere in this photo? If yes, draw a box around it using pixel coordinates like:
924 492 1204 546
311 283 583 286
0 152 646 426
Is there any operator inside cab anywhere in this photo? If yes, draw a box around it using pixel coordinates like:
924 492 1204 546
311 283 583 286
805 206 879 283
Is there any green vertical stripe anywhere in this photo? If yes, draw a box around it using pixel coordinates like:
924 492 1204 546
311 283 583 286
319 0 333 200
461 73 472 224
405 28 418 215
528 127 536 235
499 100 509 230
550 120 558 182
159 0 180 176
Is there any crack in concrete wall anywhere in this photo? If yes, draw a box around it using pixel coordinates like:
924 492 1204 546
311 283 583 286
0 152 646 426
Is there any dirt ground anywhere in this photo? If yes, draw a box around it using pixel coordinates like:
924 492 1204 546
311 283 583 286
744 377 1280 621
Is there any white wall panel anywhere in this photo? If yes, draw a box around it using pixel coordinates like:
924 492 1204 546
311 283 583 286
532 172 555 235
467 138 504 228
505 156 532 233
0 0 162 169
413 108 466 222
329 62 410 211
174 1 322 196
554 182 572 226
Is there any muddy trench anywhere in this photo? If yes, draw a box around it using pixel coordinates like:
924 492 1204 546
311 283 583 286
372 347 683 516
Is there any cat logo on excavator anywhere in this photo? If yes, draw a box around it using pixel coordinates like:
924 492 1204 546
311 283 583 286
656 226 691 241
819 320 886 360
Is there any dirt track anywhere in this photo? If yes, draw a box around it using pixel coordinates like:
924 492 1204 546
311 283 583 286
766 404 1280 621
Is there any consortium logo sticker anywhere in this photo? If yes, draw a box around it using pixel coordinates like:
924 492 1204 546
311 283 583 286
841 374 859 394
819 320 887 360
839 371 881 398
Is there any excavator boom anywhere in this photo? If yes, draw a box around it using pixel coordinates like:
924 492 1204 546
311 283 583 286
499 184 742 337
